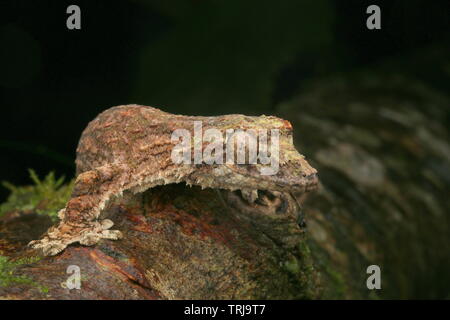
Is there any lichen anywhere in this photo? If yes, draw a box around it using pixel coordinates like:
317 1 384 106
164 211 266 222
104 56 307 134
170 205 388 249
0 169 74 221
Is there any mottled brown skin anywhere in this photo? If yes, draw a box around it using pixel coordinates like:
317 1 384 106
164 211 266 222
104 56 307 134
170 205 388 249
29 105 318 256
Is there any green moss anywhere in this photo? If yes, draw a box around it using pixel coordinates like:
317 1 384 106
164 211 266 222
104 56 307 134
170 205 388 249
0 169 74 221
290 241 322 299
324 265 347 298
305 238 351 299
283 256 300 274
297 241 315 273
0 255 48 293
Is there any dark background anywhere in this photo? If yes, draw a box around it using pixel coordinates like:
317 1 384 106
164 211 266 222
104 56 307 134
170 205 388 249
0 0 449 201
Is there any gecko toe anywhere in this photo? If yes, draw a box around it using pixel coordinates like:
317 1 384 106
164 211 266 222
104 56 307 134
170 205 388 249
42 242 67 256
240 189 258 203
28 239 43 249
101 230 123 240
79 233 101 246
100 219 114 230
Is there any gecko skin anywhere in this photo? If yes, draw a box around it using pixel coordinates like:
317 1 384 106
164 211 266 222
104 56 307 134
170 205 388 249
29 105 318 256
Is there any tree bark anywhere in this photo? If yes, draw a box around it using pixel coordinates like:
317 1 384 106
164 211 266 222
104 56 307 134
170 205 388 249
0 183 320 299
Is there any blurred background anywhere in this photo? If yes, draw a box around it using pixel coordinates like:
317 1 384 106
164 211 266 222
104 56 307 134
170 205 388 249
0 0 449 201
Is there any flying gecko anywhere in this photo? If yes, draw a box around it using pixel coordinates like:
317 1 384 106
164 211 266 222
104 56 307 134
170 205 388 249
29 105 318 256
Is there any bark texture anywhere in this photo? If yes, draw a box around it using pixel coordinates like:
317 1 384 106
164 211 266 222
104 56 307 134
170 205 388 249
0 184 319 299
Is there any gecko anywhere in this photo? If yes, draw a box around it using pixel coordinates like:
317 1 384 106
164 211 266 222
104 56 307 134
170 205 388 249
29 105 318 256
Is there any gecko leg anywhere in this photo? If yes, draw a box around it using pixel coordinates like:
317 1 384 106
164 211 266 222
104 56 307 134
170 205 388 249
28 167 123 256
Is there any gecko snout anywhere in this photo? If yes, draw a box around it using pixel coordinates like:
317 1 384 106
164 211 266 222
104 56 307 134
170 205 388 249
304 172 319 190
291 172 319 193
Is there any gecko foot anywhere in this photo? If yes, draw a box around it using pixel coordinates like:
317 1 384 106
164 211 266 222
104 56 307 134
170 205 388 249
28 219 123 256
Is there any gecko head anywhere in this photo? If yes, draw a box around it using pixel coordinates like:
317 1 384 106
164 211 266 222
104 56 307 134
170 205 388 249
184 115 318 218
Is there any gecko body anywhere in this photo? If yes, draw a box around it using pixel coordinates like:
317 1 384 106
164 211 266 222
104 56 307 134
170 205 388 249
29 105 318 255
